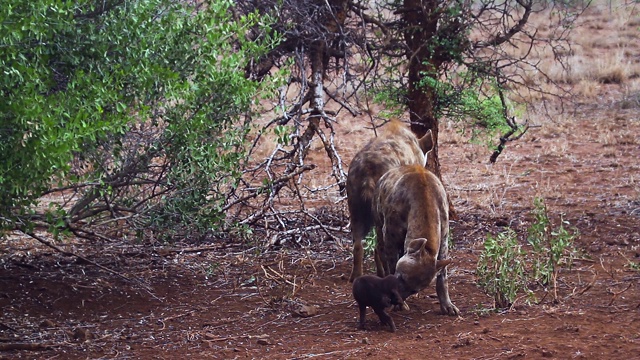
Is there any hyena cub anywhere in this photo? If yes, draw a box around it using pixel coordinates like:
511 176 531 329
352 274 406 332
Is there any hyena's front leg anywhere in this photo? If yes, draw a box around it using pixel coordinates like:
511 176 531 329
436 254 459 316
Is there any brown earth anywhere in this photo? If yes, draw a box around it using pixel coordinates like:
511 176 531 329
1 100 638 359
2 8 640 360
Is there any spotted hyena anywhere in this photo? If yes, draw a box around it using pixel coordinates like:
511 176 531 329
352 274 406 332
373 164 458 316
346 121 433 283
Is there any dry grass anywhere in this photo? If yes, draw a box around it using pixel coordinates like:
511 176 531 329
511 0 640 91
596 116 640 146
619 78 640 109
572 79 603 99
543 47 636 85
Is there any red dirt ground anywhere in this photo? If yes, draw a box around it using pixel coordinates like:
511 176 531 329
2 7 640 360
2 100 638 359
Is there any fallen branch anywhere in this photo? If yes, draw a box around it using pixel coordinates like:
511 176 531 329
608 282 633 306
203 334 248 342
0 343 54 351
21 231 161 301
158 309 200 330
24 231 131 279
203 333 269 343
155 244 228 256
289 349 356 359
0 323 17 332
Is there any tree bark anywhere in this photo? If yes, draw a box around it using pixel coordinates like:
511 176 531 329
403 0 442 178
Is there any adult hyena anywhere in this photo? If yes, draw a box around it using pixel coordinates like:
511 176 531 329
347 121 433 283
373 164 458 315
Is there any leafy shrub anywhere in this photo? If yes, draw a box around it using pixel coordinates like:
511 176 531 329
477 229 532 309
527 197 579 300
476 197 579 309
0 0 281 241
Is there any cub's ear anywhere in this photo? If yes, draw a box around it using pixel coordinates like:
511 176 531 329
436 258 452 271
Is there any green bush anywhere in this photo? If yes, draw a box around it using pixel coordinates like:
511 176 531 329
476 229 532 309
476 197 579 309
527 197 578 300
1 0 281 240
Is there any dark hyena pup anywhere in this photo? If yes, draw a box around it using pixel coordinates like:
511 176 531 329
352 274 406 332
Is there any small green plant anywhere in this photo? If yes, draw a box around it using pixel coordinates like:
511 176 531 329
476 197 579 309
619 252 640 272
527 197 579 302
204 262 221 278
625 260 640 272
274 125 294 146
363 229 377 258
476 229 533 309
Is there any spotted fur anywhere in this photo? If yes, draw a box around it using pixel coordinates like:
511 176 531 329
346 122 433 282
373 164 458 316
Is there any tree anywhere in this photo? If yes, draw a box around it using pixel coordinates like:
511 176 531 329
240 0 585 177
1 0 280 241
226 0 585 239
347 0 586 176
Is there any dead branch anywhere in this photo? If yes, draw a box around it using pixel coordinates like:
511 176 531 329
607 282 633 306
0 343 54 351
314 119 347 195
154 244 229 256
599 256 616 279
159 309 199 323
231 163 316 223
489 87 530 163
0 323 17 332
203 334 249 342
21 231 161 301
565 270 598 300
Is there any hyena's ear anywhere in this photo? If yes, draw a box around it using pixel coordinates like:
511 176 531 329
405 238 428 254
436 258 452 271
418 129 434 155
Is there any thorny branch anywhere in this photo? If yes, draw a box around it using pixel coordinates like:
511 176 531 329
489 86 530 164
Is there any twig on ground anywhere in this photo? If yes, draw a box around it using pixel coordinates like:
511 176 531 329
21 231 161 302
0 323 17 332
565 270 597 299
159 309 199 324
0 343 54 351
607 282 633 306
203 334 249 342
155 244 227 256
255 275 273 308
599 256 615 279
288 349 356 359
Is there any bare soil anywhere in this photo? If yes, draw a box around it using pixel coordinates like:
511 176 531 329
2 99 639 359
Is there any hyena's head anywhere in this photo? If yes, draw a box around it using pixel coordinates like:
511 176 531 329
396 238 451 297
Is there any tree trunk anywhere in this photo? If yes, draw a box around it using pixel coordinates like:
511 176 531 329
305 0 349 191
403 0 442 178
402 0 458 219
